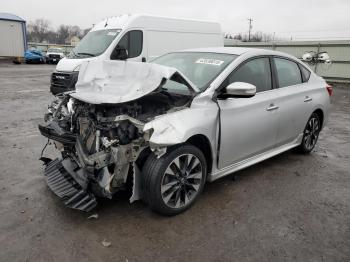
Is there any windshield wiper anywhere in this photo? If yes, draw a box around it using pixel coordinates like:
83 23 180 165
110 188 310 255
77 52 95 57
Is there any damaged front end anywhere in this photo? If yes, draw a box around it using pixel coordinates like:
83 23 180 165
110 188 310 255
39 60 195 211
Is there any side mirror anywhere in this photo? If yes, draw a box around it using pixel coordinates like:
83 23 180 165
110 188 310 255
222 82 256 98
111 47 128 60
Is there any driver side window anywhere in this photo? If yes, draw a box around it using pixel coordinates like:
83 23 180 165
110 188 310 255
113 30 143 59
226 57 272 93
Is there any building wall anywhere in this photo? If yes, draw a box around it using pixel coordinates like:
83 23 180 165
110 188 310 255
0 20 25 57
224 39 350 83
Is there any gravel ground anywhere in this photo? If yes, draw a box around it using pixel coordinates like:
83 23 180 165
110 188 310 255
0 63 349 262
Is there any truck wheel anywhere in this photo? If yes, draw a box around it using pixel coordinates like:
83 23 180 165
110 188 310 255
142 144 207 215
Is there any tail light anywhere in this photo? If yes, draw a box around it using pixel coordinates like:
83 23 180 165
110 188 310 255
326 84 333 97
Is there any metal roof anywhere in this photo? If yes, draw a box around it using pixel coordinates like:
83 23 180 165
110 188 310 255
0 12 25 22
180 47 293 57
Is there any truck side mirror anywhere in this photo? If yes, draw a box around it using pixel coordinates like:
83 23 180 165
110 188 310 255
111 47 128 60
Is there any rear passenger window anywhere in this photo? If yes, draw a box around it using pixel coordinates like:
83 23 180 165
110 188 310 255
228 57 272 92
275 58 302 87
115 30 143 59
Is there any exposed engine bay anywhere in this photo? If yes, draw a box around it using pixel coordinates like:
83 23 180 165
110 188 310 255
39 88 191 211
39 59 196 211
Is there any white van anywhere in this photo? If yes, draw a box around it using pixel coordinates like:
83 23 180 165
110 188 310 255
51 14 223 94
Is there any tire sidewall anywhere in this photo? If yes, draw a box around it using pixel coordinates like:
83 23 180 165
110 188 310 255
148 144 207 215
301 113 321 153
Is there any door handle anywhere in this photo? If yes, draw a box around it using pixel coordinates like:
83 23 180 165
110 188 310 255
266 104 279 111
304 96 312 102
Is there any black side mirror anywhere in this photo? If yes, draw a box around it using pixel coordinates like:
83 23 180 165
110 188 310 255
111 47 128 60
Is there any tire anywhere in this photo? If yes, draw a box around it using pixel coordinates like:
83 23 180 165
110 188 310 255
298 112 321 153
141 144 207 216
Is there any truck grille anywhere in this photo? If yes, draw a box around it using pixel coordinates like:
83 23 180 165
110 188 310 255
50 71 79 94
49 54 60 59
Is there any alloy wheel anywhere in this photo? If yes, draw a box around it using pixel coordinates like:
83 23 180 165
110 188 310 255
303 115 321 151
161 154 203 209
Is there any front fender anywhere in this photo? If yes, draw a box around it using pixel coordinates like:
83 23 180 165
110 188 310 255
143 104 219 150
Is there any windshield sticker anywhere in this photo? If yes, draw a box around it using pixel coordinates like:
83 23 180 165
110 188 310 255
195 58 224 66
107 32 117 36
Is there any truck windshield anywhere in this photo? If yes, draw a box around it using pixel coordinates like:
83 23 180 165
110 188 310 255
152 52 237 91
69 29 121 58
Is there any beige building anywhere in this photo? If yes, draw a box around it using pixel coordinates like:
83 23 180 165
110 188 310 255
68 36 80 47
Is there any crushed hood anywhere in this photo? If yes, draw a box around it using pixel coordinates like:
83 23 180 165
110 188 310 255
70 60 198 104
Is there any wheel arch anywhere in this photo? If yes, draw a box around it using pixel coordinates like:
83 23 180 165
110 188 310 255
186 134 213 175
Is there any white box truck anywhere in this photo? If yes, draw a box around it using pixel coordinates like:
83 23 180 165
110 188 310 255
51 14 223 94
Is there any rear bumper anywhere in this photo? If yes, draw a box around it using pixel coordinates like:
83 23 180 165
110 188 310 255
44 158 97 212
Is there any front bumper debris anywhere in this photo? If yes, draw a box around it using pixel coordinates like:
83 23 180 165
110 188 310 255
44 158 97 212
38 122 76 145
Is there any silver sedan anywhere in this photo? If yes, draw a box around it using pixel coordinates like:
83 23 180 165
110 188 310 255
40 47 331 215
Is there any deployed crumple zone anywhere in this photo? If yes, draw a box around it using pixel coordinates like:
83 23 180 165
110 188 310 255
39 60 197 211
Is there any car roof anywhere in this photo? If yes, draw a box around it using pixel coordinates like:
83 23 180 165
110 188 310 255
181 47 295 58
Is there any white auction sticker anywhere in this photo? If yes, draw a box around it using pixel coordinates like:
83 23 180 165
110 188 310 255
195 58 224 66
107 32 117 36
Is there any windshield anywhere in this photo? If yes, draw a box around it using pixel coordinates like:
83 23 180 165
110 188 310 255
152 52 237 91
48 48 63 53
69 29 121 58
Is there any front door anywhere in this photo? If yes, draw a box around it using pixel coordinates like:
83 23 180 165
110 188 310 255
218 57 279 169
113 30 146 62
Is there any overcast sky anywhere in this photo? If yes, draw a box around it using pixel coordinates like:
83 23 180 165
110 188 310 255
2 0 350 40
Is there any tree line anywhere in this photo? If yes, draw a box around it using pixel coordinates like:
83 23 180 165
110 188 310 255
224 32 283 42
26 19 90 44
27 18 282 44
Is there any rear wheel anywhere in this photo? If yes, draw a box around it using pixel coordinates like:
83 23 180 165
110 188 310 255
142 144 207 215
299 112 321 153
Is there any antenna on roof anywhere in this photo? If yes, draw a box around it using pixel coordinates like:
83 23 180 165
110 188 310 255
105 18 108 27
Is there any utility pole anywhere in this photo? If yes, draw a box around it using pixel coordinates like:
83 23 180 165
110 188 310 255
247 18 253 41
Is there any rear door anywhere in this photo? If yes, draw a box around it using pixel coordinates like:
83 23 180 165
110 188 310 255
272 57 314 146
217 57 280 169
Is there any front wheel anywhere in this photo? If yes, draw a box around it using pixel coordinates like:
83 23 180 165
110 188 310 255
142 144 207 215
298 112 321 153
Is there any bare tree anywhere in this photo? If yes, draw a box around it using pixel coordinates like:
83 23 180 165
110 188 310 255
232 31 276 42
27 19 52 42
26 19 86 44
56 25 70 44
69 25 82 38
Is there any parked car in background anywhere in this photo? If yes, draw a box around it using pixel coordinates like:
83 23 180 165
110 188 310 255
39 47 331 215
46 48 65 64
50 14 223 94
24 49 45 64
